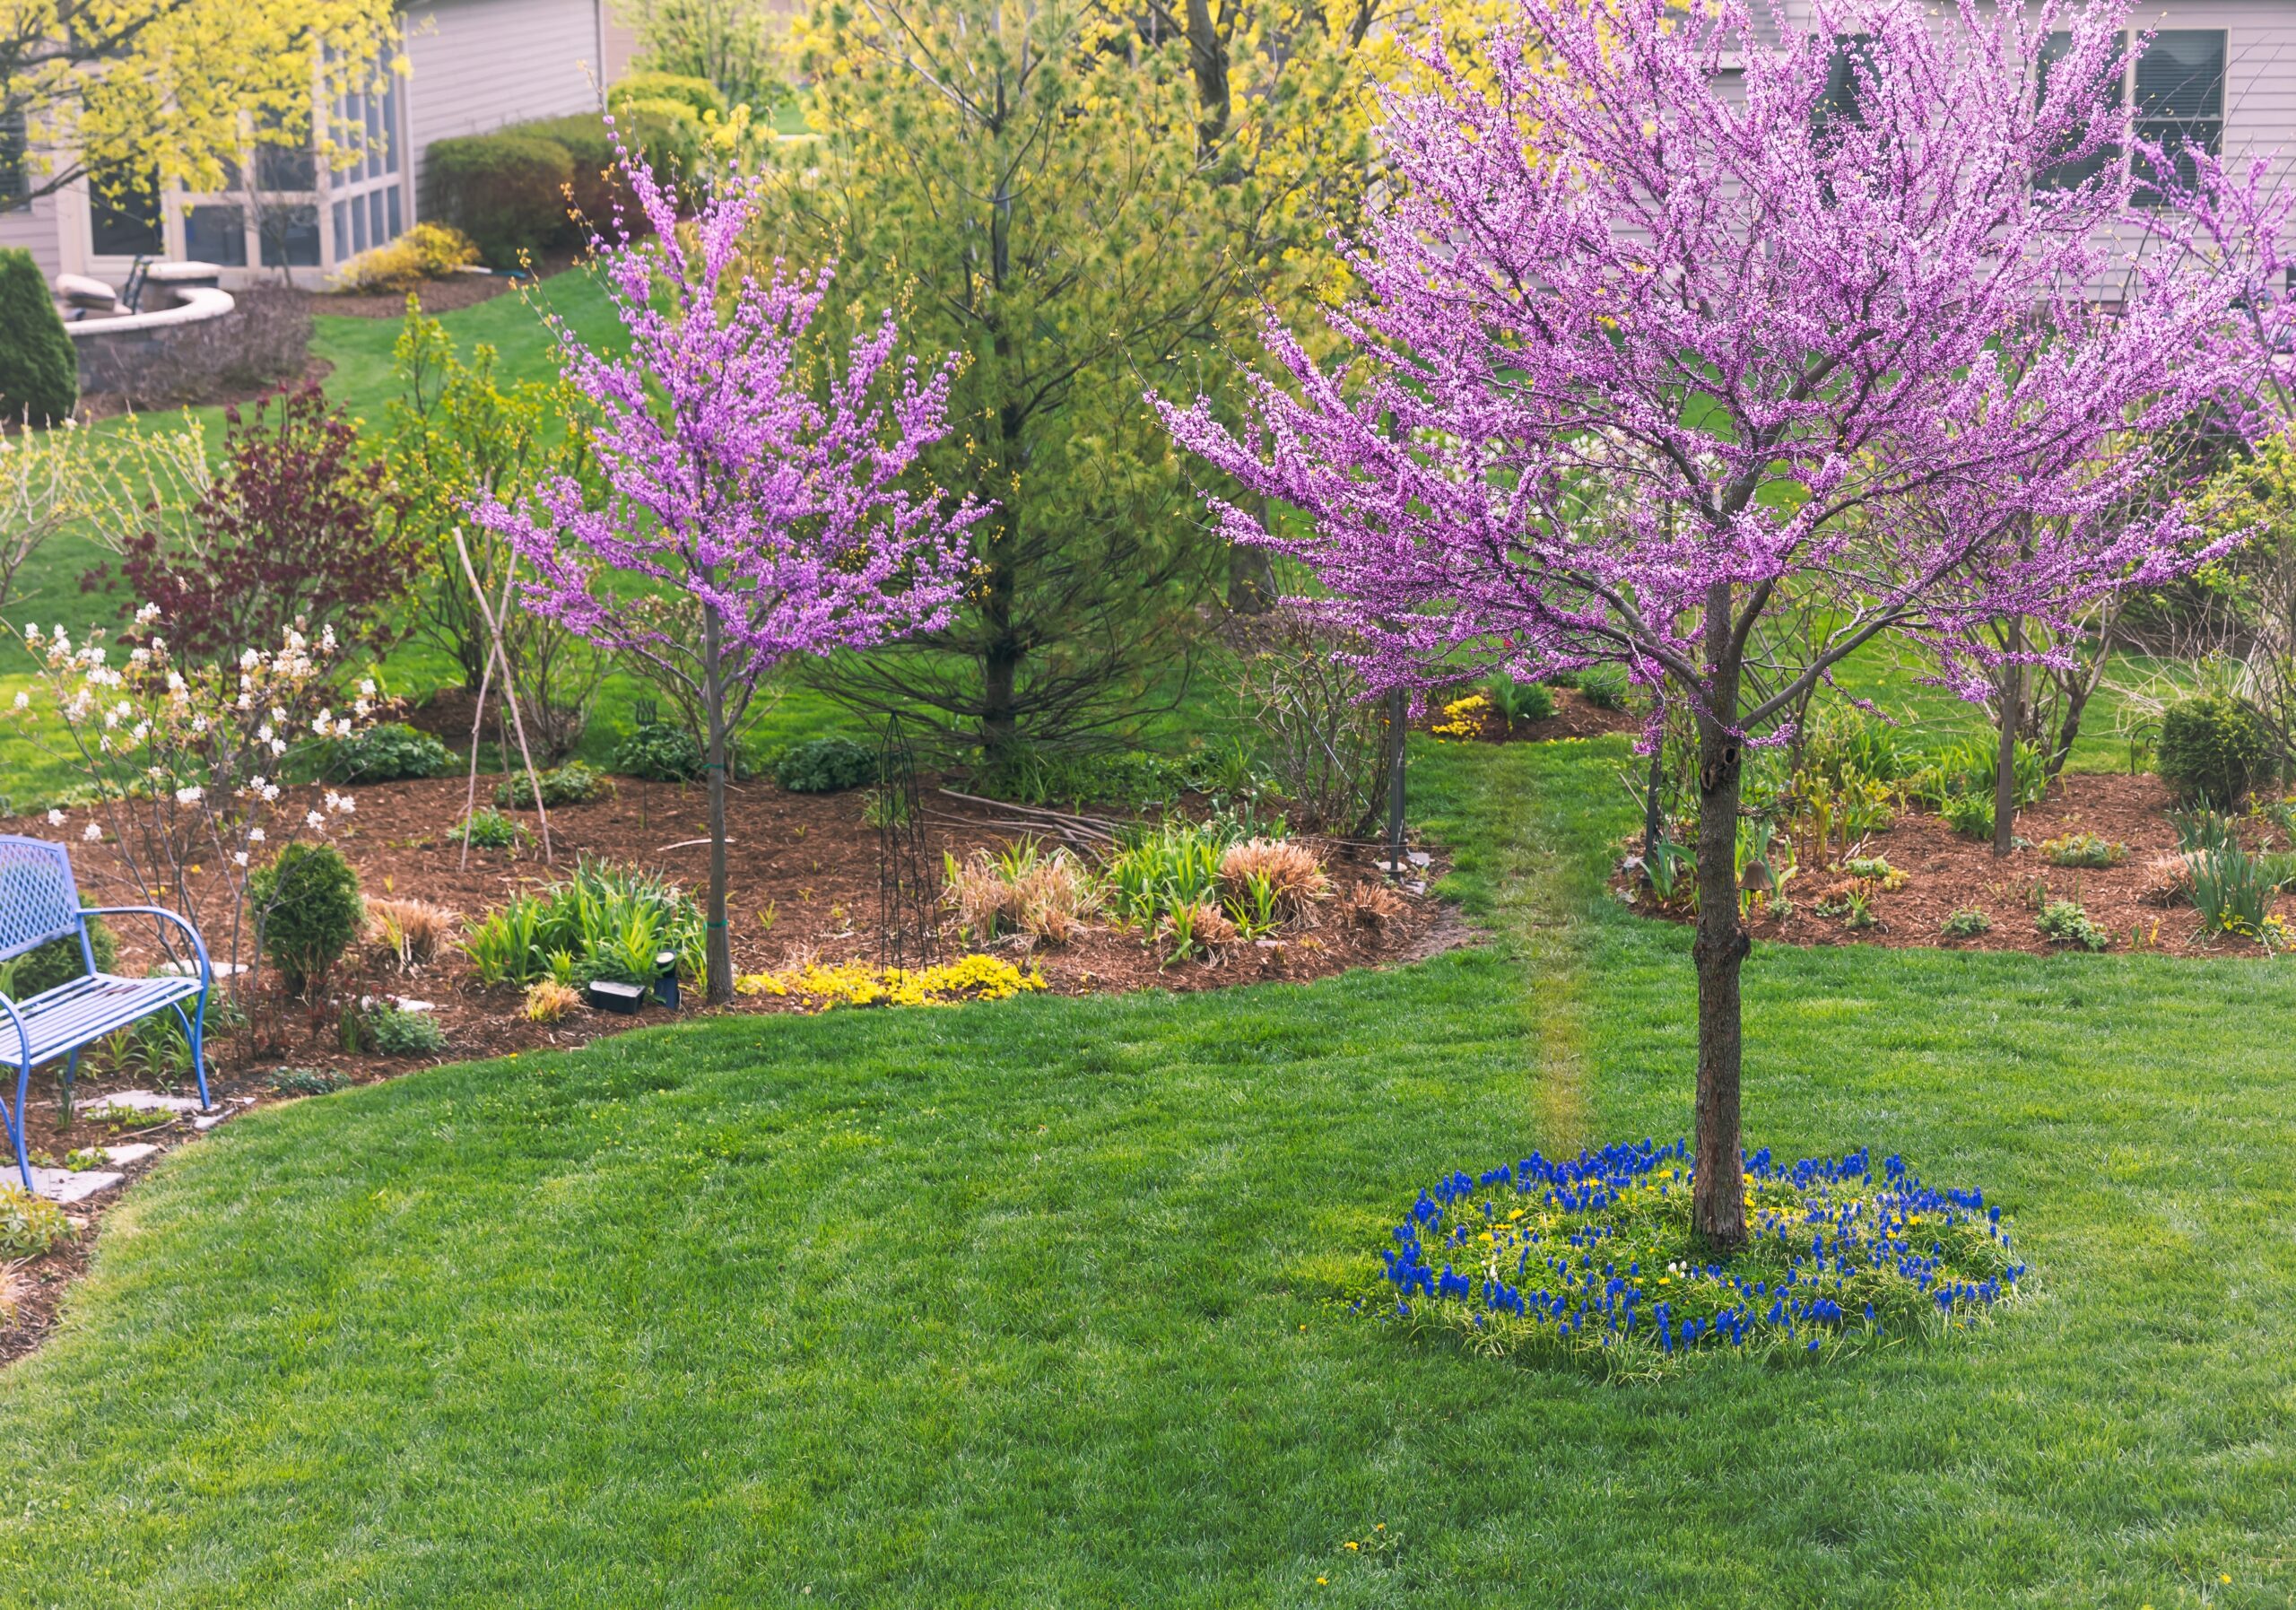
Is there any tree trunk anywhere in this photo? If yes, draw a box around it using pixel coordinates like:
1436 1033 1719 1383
700 607 734 1005
1993 615 2022 858
1642 740 1665 871
1690 587 1748 1253
1227 541 1276 614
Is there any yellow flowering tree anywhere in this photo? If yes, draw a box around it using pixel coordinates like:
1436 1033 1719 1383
0 0 398 207
765 0 1513 760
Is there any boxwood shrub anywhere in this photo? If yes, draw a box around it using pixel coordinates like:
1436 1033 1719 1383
426 133 574 267
2158 692 2273 807
0 248 76 424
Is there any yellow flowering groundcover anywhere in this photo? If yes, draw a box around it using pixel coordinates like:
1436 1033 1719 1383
735 953 1046 1011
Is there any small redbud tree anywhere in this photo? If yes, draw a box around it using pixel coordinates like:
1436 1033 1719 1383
474 150 981 1003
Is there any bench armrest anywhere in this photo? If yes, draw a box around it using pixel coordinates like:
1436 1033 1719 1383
0 993 30 1071
79 906 213 992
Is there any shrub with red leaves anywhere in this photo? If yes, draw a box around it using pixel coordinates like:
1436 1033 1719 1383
89 384 415 661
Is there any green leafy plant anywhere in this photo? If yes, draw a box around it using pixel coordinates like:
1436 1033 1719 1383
2041 831 2126 869
248 842 363 996
774 735 879 795
326 721 452 783
1104 820 1230 931
364 1005 448 1057
458 859 705 989
2036 900 2110 952
0 1182 72 1258
1483 671 1555 732
494 761 610 810
456 809 531 851
2185 840 2286 938
972 744 1187 811
1578 665 1631 711
265 1066 348 1096
1940 907 1994 938
612 723 706 782
2157 692 2272 808
1938 791 1995 840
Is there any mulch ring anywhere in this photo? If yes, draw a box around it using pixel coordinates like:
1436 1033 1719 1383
2 771 1461 1362
1620 770 2285 959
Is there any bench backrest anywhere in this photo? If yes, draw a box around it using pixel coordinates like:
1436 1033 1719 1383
0 836 86 963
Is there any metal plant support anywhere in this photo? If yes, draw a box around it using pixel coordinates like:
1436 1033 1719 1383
875 715 938 974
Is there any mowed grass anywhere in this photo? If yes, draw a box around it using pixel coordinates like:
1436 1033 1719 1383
0 735 2291 1606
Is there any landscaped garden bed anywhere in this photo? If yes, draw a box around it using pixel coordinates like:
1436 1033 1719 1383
1620 770 2296 960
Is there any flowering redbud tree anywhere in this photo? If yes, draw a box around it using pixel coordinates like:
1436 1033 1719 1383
475 150 981 1005
1159 0 2292 1249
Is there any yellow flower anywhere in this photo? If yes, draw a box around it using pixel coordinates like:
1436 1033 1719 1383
2220 1574 2232 1585
1316 1577 1327 1587
1344 1541 1358 1551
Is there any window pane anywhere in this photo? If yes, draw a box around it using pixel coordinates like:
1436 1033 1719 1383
0 111 27 204
2036 30 2125 192
386 184 401 239
370 189 385 246
365 92 382 182
2136 30 2224 119
257 142 317 192
261 203 321 266
88 166 163 256
352 196 368 254
186 204 248 265
334 200 350 260
2135 117 2221 202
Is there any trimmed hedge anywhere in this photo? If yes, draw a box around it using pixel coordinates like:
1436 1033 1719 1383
2158 692 2274 807
0 248 76 425
427 108 705 268
425 133 573 268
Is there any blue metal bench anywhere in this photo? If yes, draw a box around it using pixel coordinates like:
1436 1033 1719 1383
0 835 213 1192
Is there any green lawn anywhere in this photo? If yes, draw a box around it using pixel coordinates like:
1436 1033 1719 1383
1 734 2290 1606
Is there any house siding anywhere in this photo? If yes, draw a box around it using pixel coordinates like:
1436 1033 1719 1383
0 191 64 283
404 0 610 215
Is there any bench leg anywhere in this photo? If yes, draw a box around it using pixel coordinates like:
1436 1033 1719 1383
176 991 213 1112
6 1057 28 1193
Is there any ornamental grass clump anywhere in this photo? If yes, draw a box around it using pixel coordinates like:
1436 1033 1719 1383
942 840 1099 944
1356 1141 2024 1379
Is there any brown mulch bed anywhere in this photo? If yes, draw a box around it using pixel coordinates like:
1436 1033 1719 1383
1424 686 1643 744
1622 770 2280 959
1 770 1459 1362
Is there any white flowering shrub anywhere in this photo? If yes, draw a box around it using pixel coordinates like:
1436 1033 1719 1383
10 609 380 983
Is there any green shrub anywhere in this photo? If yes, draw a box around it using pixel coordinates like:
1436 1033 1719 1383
495 761 610 809
973 744 1188 810
364 1005 447 1057
1938 791 1994 840
612 723 705 782
2036 900 2109 952
1912 735 2047 813
2157 692 2273 808
2041 831 2126 869
249 842 363 996
1940 907 1993 938
0 248 75 425
609 71 727 118
1802 706 1909 785
775 735 878 794
0 1183 72 1258
1 909 117 999
1578 665 1631 711
327 721 452 783
456 809 530 850
425 133 575 267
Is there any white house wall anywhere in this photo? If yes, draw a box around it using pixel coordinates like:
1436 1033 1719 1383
404 0 611 216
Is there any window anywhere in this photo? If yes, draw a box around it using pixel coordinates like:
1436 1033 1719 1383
0 111 26 205
88 165 163 256
2036 30 2126 193
185 204 248 265
2135 30 2225 205
1814 34 1875 144
258 203 321 267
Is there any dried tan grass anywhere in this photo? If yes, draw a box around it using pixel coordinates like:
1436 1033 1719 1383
943 843 1100 944
1340 880 1410 933
1218 837 1331 918
523 979 583 1024
365 898 460 970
